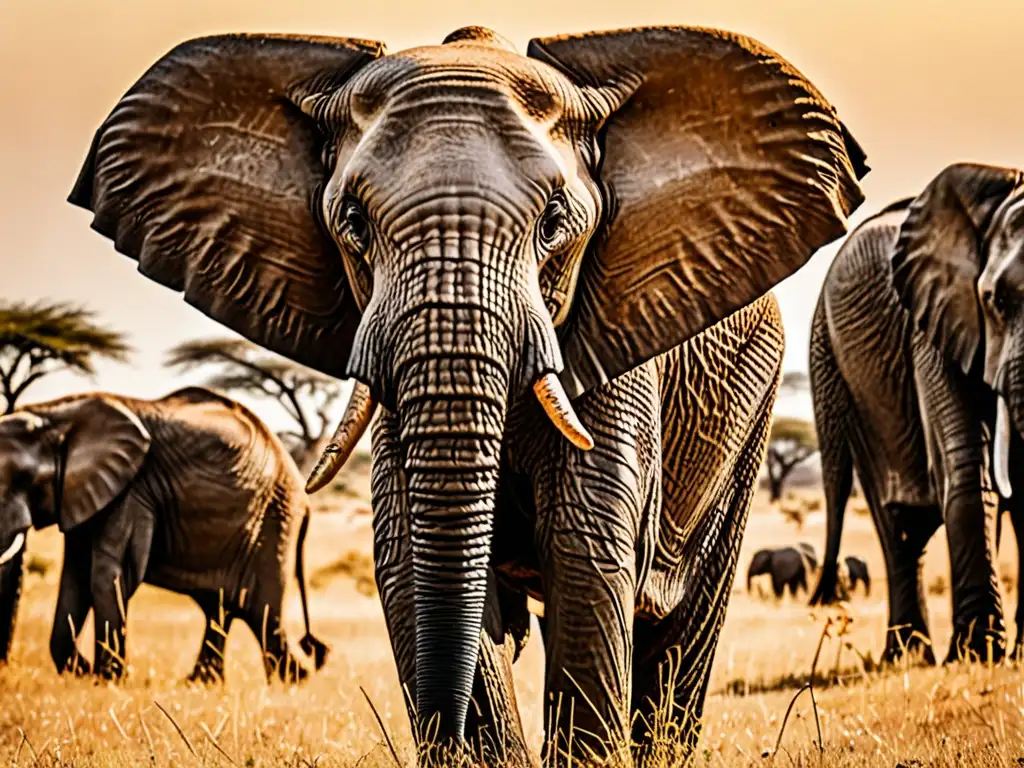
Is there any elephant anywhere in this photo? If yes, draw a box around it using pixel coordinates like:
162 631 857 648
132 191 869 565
0 387 329 682
809 162 1024 665
837 555 871 597
746 543 818 598
66 24 867 764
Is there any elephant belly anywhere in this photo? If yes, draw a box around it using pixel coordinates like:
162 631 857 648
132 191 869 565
825 224 935 509
639 294 784 619
145 496 264 594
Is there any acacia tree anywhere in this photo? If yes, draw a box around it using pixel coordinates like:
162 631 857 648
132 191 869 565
166 338 343 473
765 416 819 502
0 301 131 413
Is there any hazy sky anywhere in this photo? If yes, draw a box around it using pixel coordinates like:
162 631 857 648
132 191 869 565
2 0 1023 429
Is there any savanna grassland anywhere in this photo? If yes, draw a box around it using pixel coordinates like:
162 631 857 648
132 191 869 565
0 464 1021 767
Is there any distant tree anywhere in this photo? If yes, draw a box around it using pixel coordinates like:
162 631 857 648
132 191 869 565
166 338 342 473
765 416 819 502
0 301 131 413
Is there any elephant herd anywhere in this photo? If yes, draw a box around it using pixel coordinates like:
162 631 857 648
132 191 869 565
747 544 870 601
0 19 1019 766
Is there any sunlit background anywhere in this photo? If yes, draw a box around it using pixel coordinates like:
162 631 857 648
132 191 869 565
2 0 1023 427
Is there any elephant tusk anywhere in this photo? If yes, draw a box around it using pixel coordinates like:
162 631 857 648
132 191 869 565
533 373 595 451
0 532 25 566
994 396 1013 498
305 382 377 494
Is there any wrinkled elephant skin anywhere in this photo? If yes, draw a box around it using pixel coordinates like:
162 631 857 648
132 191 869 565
66 24 867 764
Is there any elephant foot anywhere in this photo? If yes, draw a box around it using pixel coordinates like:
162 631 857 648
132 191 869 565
95 663 127 682
58 655 92 676
272 653 310 684
944 619 1006 665
882 628 935 666
186 663 225 686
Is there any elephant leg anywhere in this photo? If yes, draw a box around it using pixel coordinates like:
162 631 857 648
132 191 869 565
631 397 769 765
771 570 785 599
914 361 1005 662
535 442 643 762
1003 495 1024 659
239 580 307 683
0 549 25 663
91 493 154 680
187 590 235 684
51 532 92 675
876 503 941 664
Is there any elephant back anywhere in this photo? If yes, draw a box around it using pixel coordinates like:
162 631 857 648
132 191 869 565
146 387 299 491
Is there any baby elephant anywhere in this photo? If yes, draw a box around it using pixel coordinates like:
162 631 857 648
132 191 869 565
747 543 818 598
837 555 871 597
0 387 329 682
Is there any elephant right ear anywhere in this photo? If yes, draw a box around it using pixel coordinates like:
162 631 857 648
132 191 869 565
68 34 386 378
891 163 1023 374
44 397 152 532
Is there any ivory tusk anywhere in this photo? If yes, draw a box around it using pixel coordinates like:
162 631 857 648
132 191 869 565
305 382 377 494
533 373 595 451
0 532 25 566
994 396 1013 498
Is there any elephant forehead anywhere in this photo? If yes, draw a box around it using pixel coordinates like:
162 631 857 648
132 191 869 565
352 44 574 127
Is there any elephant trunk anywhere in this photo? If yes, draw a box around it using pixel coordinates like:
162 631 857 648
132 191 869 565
398 352 508 743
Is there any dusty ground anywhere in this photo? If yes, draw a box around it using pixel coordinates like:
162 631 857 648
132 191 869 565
0 477 1021 766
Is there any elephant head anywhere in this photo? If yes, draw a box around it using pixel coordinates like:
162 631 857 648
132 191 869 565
0 396 150 658
890 163 1024 497
67 26 866 741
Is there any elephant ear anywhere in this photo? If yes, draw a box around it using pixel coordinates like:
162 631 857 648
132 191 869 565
890 163 1023 374
68 34 386 378
528 27 869 398
48 397 152 531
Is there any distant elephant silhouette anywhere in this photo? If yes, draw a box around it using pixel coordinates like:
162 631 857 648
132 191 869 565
747 543 818 598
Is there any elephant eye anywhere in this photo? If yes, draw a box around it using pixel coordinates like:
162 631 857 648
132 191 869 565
538 193 567 250
340 198 370 255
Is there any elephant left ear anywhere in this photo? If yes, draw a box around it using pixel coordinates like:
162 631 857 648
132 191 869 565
527 27 869 398
890 163 1023 375
43 397 152 532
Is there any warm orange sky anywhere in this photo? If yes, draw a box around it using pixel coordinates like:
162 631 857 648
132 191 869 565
1 0 1023 427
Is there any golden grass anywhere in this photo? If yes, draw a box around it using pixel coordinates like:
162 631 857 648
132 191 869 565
0 491 1021 766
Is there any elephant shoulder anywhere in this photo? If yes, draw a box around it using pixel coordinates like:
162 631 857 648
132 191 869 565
825 198 914 298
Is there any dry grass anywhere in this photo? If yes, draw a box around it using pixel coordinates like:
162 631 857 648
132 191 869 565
0 490 1021 766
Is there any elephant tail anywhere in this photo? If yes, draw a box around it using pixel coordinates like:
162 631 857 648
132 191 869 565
295 508 330 670
809 291 854 606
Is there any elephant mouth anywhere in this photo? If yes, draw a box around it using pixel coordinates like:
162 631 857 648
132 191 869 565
0 532 26 566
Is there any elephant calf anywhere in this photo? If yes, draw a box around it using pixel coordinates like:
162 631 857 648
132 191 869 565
0 387 329 682
747 542 818 598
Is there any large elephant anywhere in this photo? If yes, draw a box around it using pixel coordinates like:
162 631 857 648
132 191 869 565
747 543 818 598
66 25 866 763
809 163 1024 664
0 387 328 682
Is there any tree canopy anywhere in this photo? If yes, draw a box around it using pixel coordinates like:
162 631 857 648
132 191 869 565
765 416 819 503
0 301 131 413
166 338 343 472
